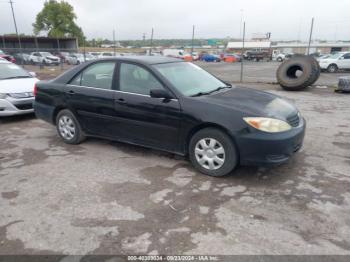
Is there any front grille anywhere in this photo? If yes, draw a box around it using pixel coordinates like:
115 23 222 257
287 113 300 127
15 103 33 110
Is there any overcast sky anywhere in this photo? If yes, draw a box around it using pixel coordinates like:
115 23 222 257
0 0 349 41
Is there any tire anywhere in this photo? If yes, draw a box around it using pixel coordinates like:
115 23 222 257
189 128 238 177
327 64 338 73
306 56 321 85
56 109 86 144
276 55 320 91
30 60 35 65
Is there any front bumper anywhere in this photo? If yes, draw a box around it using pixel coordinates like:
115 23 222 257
0 97 34 116
235 118 306 166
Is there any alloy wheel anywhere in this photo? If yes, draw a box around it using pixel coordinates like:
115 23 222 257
58 115 76 140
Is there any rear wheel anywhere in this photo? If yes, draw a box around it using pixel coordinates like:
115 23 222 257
56 109 85 144
189 128 238 177
327 64 338 73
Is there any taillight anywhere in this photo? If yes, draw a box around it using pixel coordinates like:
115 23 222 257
34 84 37 97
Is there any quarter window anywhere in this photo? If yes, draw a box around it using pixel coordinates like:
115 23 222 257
69 62 116 89
119 63 164 95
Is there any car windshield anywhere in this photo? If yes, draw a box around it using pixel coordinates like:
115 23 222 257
328 53 343 59
0 63 31 80
155 62 228 97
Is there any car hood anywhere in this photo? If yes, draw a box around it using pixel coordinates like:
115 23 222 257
46 55 59 59
319 59 336 63
0 78 39 93
199 86 298 120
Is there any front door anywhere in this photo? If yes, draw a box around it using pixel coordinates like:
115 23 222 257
64 61 118 137
114 62 182 152
338 53 350 69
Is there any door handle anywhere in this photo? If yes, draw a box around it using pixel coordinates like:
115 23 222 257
66 90 75 95
116 98 126 104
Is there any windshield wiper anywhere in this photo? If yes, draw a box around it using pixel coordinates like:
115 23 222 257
191 85 231 97
2 76 31 80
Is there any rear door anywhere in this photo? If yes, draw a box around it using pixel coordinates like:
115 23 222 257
114 62 182 152
64 61 119 137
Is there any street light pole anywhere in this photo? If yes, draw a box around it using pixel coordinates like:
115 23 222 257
149 28 154 56
113 29 116 56
191 25 195 55
307 17 314 55
9 0 23 65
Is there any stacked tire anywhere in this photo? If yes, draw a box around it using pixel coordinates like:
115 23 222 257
276 55 321 91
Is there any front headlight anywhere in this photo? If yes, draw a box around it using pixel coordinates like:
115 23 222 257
243 117 292 133
0 93 8 99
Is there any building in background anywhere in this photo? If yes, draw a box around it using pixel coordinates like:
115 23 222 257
226 40 350 54
0 35 78 54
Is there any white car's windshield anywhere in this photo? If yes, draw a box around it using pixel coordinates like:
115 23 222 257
328 53 343 59
0 63 32 80
155 62 229 97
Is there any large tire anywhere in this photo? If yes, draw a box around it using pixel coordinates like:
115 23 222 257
189 128 238 177
277 55 320 91
56 109 86 144
305 56 321 86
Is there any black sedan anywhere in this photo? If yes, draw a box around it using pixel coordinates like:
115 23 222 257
34 56 305 177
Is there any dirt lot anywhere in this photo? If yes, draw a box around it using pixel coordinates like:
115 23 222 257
1 62 350 256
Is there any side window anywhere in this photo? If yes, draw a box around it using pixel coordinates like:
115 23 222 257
69 62 115 89
119 63 164 95
343 54 350 59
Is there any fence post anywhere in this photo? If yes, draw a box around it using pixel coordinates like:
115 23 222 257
240 22 246 83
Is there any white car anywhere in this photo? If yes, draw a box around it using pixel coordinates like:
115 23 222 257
98 52 114 58
319 52 350 73
29 52 60 65
0 60 39 116
66 53 95 65
276 53 286 62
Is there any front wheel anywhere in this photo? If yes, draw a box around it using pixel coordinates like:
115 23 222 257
56 109 86 144
189 128 238 177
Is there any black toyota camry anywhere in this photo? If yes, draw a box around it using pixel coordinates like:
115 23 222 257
34 56 305 177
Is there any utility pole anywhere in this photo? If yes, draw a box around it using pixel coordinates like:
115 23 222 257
240 22 246 83
113 29 116 56
149 28 154 56
9 0 23 65
239 9 244 40
191 25 195 55
307 17 314 55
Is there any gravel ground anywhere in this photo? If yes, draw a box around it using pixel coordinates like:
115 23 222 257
1 80 350 256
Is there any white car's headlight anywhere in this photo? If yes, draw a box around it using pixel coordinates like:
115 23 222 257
0 93 8 99
243 117 292 133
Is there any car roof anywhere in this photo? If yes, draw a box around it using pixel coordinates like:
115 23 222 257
96 56 183 65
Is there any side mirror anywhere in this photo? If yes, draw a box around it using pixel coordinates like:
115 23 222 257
150 89 174 99
29 71 37 77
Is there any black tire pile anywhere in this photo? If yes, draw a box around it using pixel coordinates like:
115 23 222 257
276 55 321 91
